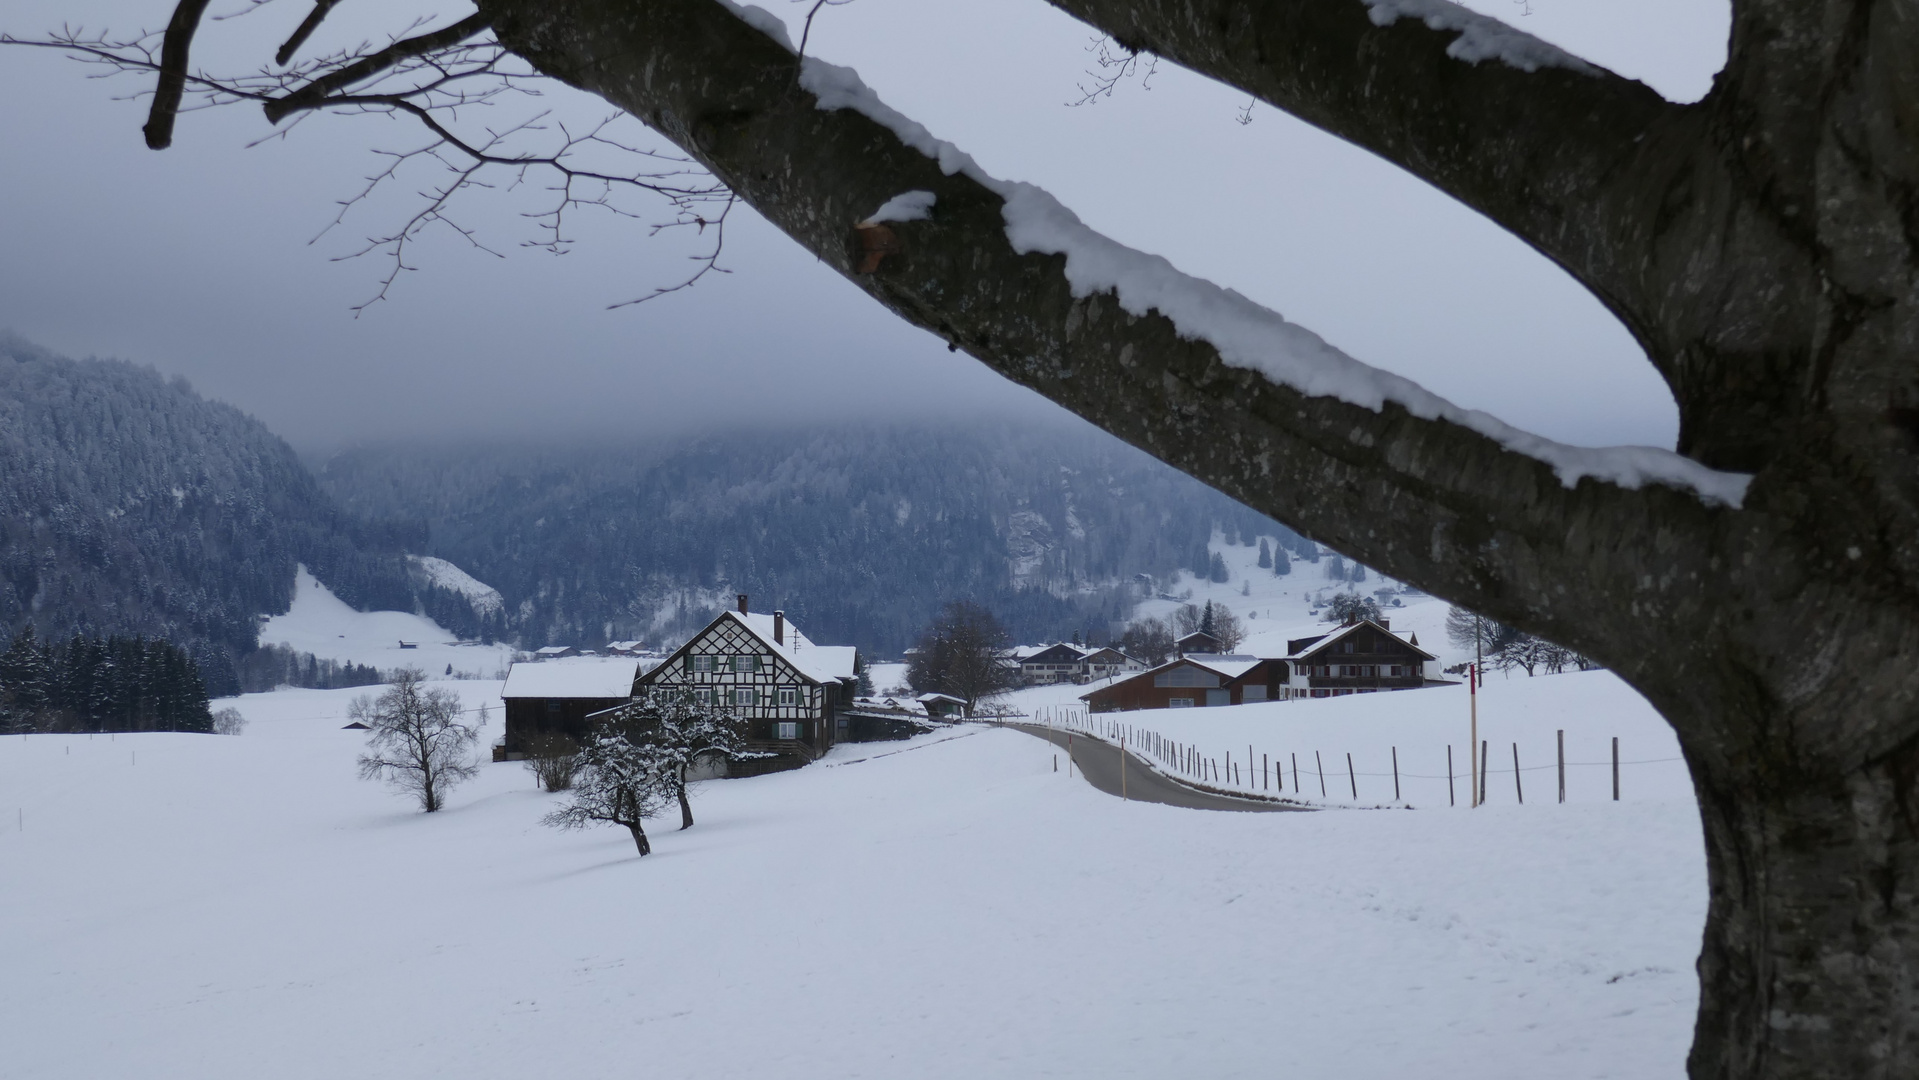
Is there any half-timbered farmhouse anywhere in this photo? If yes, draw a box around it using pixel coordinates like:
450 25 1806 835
499 656 644 754
633 596 858 773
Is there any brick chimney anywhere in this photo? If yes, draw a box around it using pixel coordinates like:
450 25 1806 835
773 610 785 645
737 593 749 614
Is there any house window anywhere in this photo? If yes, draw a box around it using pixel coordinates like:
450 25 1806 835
778 686 797 706
695 687 713 705
776 721 799 740
734 687 757 706
1168 697 1195 708
689 655 715 674
732 655 759 673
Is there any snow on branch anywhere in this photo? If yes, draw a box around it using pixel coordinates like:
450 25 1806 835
788 51 1748 509
1359 0 1599 75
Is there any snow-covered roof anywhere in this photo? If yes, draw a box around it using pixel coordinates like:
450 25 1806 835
533 646 573 657
917 692 965 705
1285 620 1435 661
501 657 640 699
726 611 858 685
1181 655 1265 681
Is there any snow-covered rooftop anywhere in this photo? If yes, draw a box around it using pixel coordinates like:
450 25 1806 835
500 657 641 700
728 612 858 685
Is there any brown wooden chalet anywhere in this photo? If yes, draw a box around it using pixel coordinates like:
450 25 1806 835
1175 630 1221 655
499 657 644 755
633 595 859 774
1081 655 1289 712
1282 619 1441 697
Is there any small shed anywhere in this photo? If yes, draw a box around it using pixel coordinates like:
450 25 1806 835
916 692 967 719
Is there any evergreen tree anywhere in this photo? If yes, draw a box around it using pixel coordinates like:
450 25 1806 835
1208 552 1230 584
1257 538 1272 569
1272 546 1291 577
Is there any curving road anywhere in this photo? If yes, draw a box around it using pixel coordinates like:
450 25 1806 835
1007 724 1304 813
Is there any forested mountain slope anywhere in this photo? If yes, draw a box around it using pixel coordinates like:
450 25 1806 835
0 336 424 690
318 425 1311 654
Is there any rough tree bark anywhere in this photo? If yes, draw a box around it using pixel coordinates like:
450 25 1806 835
472 3 1919 1075
65 0 1919 1074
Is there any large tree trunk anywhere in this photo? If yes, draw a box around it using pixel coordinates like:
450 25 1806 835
1687 734 1919 1076
455 1 1919 1073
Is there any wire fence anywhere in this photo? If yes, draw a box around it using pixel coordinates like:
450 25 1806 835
1020 704 1686 807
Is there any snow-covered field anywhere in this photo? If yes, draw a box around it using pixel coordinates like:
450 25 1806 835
1 678 1706 1079
258 566 519 678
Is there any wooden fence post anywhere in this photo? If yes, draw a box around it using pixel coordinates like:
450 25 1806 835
1315 751 1327 797
1291 752 1299 792
1612 737 1620 801
1264 753 1270 792
1512 742 1523 804
1392 746 1400 802
1480 740 1489 804
1557 729 1565 804
1347 752 1357 799
1447 745 1455 806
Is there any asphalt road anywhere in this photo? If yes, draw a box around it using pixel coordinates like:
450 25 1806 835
1008 724 1302 813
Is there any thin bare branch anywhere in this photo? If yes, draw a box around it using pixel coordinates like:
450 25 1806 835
276 0 343 65
264 11 490 123
145 0 215 148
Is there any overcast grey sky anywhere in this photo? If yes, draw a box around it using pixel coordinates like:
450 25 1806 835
0 0 1729 453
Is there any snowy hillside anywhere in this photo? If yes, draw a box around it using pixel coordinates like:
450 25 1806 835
408 555 505 616
1130 530 1463 668
1 681 1705 1079
258 566 517 678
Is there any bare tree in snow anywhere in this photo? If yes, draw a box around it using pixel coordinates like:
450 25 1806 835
22 0 1919 1072
353 669 479 813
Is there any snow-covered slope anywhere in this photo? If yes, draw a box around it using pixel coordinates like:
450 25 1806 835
0 682 1704 1079
258 566 517 678
1130 531 1460 662
408 555 505 617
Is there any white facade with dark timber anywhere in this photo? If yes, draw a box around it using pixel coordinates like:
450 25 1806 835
634 596 858 768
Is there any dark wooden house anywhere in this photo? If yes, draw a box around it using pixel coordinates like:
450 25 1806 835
499 657 644 754
1280 619 1441 697
1175 630 1222 655
633 596 859 774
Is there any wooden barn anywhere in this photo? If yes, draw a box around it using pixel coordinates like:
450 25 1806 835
1082 655 1289 712
498 657 644 755
634 595 859 774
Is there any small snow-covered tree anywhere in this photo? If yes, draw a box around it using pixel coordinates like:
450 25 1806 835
1323 593 1383 626
1272 546 1291 578
211 707 246 735
1118 617 1174 667
353 669 479 813
1207 552 1230 584
599 691 749 830
1257 538 1272 569
543 716 674 855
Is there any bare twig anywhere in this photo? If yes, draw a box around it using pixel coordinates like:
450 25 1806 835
1068 35 1158 108
266 12 491 123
